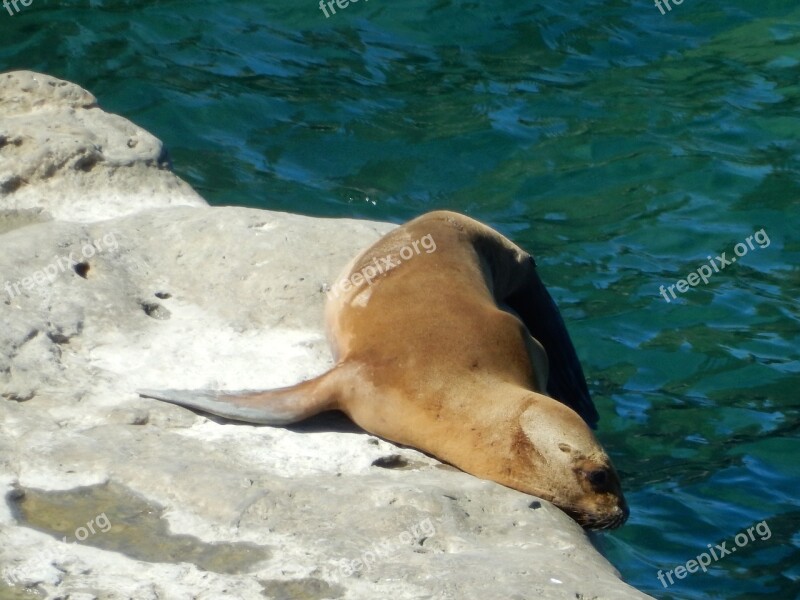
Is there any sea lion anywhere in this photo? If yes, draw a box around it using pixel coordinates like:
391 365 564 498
140 211 628 530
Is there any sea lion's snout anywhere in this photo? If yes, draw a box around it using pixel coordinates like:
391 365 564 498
573 503 629 531
574 496 629 530
567 460 629 530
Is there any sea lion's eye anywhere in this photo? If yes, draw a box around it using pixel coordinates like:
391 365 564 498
587 469 608 487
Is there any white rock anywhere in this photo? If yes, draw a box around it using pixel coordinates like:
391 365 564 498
0 71 653 600
0 71 206 223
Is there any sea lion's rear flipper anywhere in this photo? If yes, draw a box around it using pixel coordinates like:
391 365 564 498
505 257 600 430
139 368 342 426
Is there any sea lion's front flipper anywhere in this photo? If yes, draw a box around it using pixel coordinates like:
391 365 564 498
139 369 341 425
504 257 600 430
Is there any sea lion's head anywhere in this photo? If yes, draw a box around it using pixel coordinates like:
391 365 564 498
515 396 628 530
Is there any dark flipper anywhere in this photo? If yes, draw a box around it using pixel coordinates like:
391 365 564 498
505 259 599 429
139 368 341 425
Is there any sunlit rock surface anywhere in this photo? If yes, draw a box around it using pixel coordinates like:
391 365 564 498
0 71 652 600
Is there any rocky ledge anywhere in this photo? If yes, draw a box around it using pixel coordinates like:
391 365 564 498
0 71 652 600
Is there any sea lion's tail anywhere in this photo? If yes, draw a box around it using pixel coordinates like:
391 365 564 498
138 365 346 425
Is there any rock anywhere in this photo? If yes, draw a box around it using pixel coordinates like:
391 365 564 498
0 70 653 600
0 71 206 223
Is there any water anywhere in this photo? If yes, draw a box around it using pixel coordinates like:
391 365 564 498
8 482 270 574
2 1 799 598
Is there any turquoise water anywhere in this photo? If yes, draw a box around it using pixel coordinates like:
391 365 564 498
3 1 799 597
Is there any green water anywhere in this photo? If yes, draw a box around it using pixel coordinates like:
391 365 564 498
2 1 799 598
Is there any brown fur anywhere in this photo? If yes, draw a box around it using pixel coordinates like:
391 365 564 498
142 211 628 529
321 211 628 529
